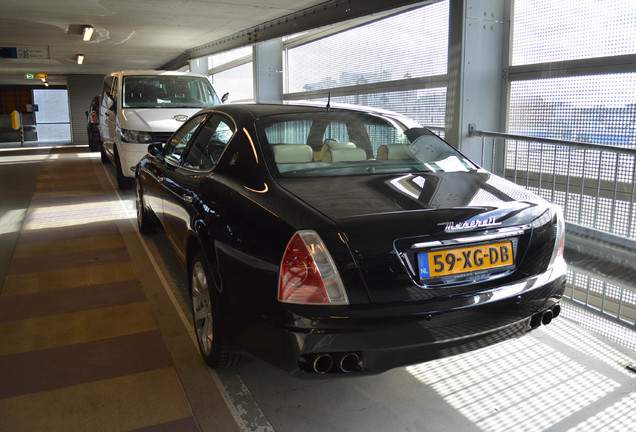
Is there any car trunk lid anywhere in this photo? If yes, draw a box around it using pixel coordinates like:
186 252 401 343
277 171 552 303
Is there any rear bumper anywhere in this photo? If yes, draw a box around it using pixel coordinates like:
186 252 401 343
87 125 100 150
241 261 567 376
88 124 100 137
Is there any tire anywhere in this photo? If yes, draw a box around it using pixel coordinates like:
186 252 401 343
100 142 110 164
135 177 155 234
190 250 240 368
88 135 100 152
115 149 133 190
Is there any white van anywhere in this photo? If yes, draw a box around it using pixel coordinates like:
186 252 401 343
98 70 223 189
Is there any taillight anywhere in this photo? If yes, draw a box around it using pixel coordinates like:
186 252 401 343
278 230 349 305
90 111 98 123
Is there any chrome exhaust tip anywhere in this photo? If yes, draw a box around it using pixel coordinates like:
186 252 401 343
313 354 333 374
339 353 360 373
542 309 554 325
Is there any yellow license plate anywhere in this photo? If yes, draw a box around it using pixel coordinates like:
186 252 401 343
418 241 514 280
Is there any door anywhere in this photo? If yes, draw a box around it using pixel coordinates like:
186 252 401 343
145 113 208 258
161 114 236 255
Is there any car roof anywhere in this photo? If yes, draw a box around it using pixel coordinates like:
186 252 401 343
204 102 412 122
110 70 209 78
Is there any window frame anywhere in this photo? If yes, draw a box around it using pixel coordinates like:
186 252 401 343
181 113 237 170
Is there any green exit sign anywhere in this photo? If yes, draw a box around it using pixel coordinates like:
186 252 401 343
25 74 35 79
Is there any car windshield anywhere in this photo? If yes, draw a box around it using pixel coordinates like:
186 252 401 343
122 75 219 109
257 111 477 177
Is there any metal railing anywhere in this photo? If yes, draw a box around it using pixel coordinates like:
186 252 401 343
470 131 636 238
465 129 636 347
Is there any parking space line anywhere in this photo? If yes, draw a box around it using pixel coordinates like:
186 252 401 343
101 164 275 432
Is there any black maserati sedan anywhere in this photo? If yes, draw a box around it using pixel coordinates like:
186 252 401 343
135 103 566 375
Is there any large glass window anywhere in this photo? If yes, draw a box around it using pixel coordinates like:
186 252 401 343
209 46 252 68
209 46 254 103
286 2 449 93
212 62 254 102
33 89 71 141
509 0 636 149
512 0 636 65
284 1 449 128
508 74 636 147
330 88 447 129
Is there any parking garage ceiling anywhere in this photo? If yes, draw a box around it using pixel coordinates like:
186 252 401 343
0 0 324 85
0 0 428 87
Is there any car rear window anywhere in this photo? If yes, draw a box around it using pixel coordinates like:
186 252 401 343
257 111 477 177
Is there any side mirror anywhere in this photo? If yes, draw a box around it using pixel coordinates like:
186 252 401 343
221 92 229 103
147 142 163 156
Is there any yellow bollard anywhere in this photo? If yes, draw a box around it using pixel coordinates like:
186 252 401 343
10 110 24 146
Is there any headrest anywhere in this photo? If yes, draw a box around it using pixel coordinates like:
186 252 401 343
316 141 356 161
376 144 412 160
272 144 313 164
323 148 367 162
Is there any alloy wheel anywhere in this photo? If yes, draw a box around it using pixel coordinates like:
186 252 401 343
191 260 213 356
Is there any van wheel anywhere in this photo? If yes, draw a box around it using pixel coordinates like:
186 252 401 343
100 142 110 164
89 136 100 152
115 150 133 190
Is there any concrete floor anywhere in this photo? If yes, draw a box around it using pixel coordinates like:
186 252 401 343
1 143 635 432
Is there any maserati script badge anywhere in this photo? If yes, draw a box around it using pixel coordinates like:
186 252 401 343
443 216 500 232
173 114 189 122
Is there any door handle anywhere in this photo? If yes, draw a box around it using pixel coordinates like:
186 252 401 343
182 194 193 203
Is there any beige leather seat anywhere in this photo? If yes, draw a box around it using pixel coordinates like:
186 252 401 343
315 141 357 161
323 148 367 162
272 144 313 164
376 144 412 160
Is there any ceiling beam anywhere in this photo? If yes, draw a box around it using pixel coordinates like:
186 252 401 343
160 0 435 70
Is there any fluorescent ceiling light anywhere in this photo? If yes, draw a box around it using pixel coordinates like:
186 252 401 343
77 54 84 65
82 26 94 41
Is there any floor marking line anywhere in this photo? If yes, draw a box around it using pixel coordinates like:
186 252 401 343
100 162 274 432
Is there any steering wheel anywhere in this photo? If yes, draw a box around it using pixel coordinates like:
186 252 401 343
208 140 225 164
204 140 227 166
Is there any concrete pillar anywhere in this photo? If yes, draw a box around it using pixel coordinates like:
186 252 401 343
445 0 509 171
253 39 283 103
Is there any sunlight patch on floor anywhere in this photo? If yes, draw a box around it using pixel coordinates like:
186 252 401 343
406 320 627 431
